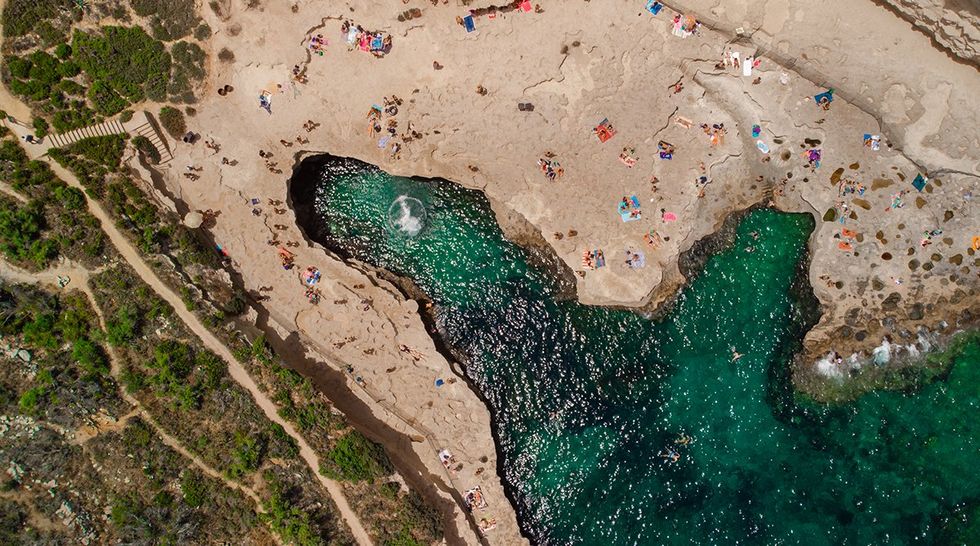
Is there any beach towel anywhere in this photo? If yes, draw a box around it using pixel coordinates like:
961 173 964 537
863 133 881 151
972 236 980 251
371 35 383 50
520 0 532 12
838 241 853 251
663 212 677 222
743 56 753 77
594 118 616 143
756 140 769 154
814 90 834 105
378 135 391 149
659 151 673 160
911 174 927 192
626 249 646 269
646 1 663 15
841 228 858 239
463 15 476 32
347 28 359 45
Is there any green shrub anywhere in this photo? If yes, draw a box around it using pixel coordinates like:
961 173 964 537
72 26 172 103
226 431 265 479
0 200 55 267
71 337 109 376
63 135 127 169
106 304 139 345
261 478 324 546
34 19 67 46
56 60 80 78
131 135 160 164
54 43 72 59
320 430 392 482
1 0 64 37
119 109 134 123
158 106 185 138
130 0 199 41
180 470 207 508
5 56 32 79
56 79 84 95
88 80 127 116
193 23 211 41
53 185 85 210
18 386 45 415
31 117 49 137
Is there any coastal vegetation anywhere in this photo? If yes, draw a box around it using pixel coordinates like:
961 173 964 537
238 336 443 545
0 133 359 543
0 133 106 269
0 282 271 544
158 105 186 138
1 2 208 137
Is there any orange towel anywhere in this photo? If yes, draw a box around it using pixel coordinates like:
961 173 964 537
838 241 853 251
841 228 858 239
973 236 980 251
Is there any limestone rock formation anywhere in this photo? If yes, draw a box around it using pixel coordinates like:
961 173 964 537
882 0 980 63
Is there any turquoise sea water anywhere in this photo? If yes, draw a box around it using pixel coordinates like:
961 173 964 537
299 159 979 545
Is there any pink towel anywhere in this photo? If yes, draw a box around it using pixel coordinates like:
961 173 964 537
663 212 677 222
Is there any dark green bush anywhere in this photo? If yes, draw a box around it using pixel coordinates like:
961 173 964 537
131 135 160 164
88 81 127 116
32 117 48 137
54 43 72 59
1 0 66 37
63 134 127 169
130 0 199 41
226 431 265 479
158 106 185 138
320 430 392 482
261 477 324 546
56 59 79 78
5 56 31 79
180 470 207 508
193 23 211 41
72 26 171 102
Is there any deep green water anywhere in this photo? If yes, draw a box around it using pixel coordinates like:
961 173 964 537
298 158 979 545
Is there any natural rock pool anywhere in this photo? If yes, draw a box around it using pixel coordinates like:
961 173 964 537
291 156 979 545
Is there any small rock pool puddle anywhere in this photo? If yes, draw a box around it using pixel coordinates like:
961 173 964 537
296 157 979 545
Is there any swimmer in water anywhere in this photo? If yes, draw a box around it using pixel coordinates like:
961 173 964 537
732 349 743 362
675 433 692 446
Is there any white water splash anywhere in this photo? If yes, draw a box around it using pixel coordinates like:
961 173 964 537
387 195 426 237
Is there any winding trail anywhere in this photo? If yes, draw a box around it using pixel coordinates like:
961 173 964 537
0 118 373 545
0 259 267 513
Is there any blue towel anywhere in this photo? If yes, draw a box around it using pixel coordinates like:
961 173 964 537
631 195 641 208
646 1 663 15
911 174 927 192
814 91 834 104
464 15 476 32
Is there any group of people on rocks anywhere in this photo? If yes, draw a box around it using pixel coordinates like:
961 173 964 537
341 20 393 57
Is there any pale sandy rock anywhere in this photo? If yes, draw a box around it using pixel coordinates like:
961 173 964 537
135 0 980 543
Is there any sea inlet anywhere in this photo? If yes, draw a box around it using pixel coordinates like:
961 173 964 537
291 156 980 545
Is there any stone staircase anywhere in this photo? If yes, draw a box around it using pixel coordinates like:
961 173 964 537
44 111 173 164
127 118 174 164
45 119 127 148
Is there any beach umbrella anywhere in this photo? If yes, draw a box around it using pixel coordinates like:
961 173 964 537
184 211 204 228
